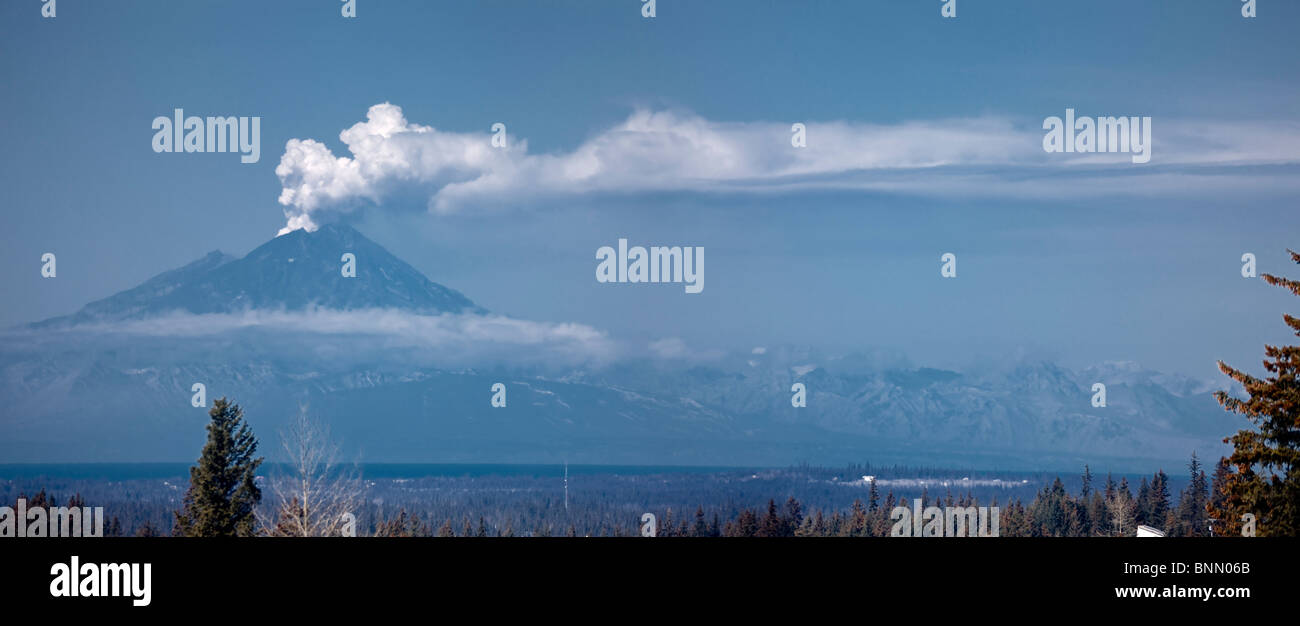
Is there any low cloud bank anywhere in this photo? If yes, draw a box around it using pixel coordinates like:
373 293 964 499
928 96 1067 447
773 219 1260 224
13 309 618 369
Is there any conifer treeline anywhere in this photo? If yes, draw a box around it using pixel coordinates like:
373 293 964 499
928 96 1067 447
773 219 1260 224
639 454 1217 538
335 453 1220 538
0 451 1238 537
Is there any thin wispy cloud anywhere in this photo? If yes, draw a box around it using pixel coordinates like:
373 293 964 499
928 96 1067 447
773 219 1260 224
9 309 619 368
1 309 749 374
275 103 1300 232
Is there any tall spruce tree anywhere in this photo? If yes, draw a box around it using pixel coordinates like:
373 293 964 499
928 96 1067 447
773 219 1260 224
1079 465 1095 532
758 499 783 537
173 398 263 537
1209 457 1232 535
1135 477 1151 527
1174 452 1209 536
1212 250 1300 536
1149 470 1171 531
1087 490 1107 537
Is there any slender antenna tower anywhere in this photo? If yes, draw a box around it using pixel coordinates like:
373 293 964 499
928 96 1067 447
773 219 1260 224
563 461 569 513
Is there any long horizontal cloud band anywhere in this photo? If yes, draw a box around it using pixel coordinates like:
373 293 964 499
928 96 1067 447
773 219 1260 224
9 310 617 367
275 103 1300 233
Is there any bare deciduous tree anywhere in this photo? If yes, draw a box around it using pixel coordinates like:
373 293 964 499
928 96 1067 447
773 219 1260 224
259 406 365 537
1108 491 1137 537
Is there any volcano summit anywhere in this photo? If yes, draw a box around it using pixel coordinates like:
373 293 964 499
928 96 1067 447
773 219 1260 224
36 224 483 329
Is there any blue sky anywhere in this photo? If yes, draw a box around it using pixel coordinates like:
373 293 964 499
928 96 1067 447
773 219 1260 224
1 0 1298 379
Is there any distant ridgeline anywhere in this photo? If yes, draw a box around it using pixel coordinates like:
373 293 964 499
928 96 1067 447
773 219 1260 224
2 225 1227 468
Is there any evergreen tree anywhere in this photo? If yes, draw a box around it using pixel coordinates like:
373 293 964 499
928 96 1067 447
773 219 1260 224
1135 478 1151 527
783 496 803 536
827 511 844 536
1212 250 1300 537
1065 500 1085 537
1149 470 1171 531
1029 477 1069 536
848 499 867 536
795 512 816 537
1209 457 1232 535
874 491 897 537
733 509 758 537
375 508 427 537
758 499 783 537
173 398 263 537
692 506 708 537
811 510 827 536
1086 490 1107 537
1174 452 1209 536
1079 465 1094 532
